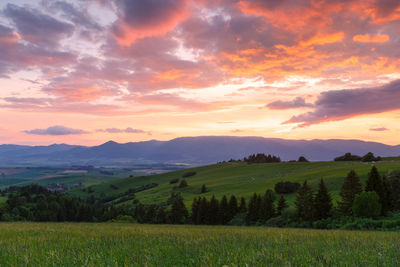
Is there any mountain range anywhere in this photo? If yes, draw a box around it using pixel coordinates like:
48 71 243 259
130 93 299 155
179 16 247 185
0 136 399 166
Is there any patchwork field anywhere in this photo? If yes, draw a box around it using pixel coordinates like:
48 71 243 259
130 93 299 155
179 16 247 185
0 222 399 266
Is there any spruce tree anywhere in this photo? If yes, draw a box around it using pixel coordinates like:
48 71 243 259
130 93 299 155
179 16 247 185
246 193 259 225
239 197 247 213
191 197 200 224
314 179 332 220
381 175 392 215
218 195 230 224
169 193 188 224
197 197 208 224
295 180 314 221
277 195 288 215
228 195 239 221
200 184 207 193
207 195 219 225
365 166 385 211
260 189 275 222
337 170 362 216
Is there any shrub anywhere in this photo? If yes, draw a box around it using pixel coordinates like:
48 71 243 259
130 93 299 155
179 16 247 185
182 171 196 178
170 178 179 184
178 180 188 188
353 191 381 218
274 181 301 194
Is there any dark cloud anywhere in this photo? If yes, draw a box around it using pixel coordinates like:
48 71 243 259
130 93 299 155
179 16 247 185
24 126 88 135
284 79 400 127
4 4 74 47
96 127 151 135
114 0 185 28
267 97 313 110
370 127 389 132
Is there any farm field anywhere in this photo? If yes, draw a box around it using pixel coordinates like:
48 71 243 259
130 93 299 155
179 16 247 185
0 222 399 266
70 159 400 206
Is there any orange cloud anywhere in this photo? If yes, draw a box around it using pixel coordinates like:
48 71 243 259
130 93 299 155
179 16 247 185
353 33 390 43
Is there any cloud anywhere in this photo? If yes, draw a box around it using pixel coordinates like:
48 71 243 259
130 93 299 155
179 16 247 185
4 3 74 47
369 127 389 132
266 97 313 110
97 127 151 135
24 126 89 135
111 0 188 45
353 33 390 43
284 79 400 127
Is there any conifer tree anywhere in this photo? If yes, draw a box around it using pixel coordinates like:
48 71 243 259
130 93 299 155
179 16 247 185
246 193 259 225
277 195 288 215
197 197 208 224
228 195 239 221
314 179 332 220
337 170 362 216
200 184 207 193
381 175 392 214
295 180 314 221
207 195 219 225
218 195 230 224
260 189 275 222
169 193 188 224
239 197 247 213
191 197 200 224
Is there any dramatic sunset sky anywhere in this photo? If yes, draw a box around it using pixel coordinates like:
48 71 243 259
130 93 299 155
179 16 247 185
0 0 399 146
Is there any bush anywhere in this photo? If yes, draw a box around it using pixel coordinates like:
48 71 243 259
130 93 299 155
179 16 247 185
353 191 381 218
178 180 188 188
182 171 196 178
229 213 246 226
274 181 301 194
334 153 362 161
170 178 179 184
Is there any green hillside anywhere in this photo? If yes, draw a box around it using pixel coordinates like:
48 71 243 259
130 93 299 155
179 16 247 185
69 160 400 207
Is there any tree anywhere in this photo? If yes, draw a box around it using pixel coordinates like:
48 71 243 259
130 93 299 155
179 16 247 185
260 190 275 222
353 191 381 218
207 195 219 225
169 193 188 224
313 179 332 220
246 193 259 225
295 180 314 221
277 195 288 215
218 195 230 224
228 195 238 221
337 170 362 216
239 197 247 213
200 184 207 194
365 166 386 214
191 197 200 224
362 152 381 162
197 197 208 224
298 156 309 162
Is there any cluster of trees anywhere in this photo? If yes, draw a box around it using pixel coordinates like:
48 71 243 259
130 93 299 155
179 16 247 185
334 152 381 162
244 153 281 164
0 185 126 222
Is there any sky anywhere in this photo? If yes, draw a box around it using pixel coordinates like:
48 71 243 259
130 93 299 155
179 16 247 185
0 0 399 146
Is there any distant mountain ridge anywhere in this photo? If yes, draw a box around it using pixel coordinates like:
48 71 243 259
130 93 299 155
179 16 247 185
0 136 399 166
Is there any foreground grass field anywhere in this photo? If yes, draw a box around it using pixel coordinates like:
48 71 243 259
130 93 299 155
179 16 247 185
70 159 400 206
0 223 399 266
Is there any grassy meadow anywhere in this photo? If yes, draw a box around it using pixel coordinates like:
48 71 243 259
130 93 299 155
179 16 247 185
0 222 399 266
70 159 400 206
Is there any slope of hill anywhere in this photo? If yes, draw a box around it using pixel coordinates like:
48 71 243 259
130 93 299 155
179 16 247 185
1 136 399 166
69 159 400 206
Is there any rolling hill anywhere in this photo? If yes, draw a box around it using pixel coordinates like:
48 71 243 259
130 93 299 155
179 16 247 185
1 136 400 166
69 158 400 207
